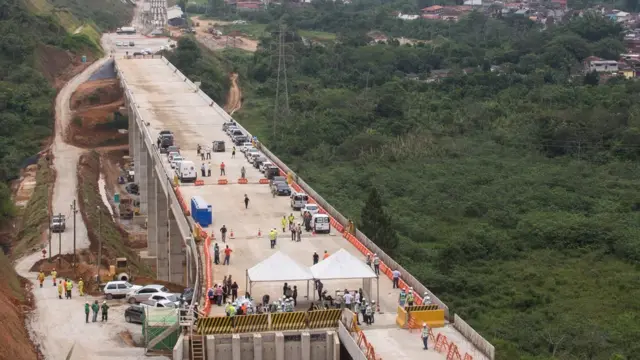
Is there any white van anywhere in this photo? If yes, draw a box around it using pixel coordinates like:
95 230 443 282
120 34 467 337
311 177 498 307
312 214 330 233
177 160 197 182
290 193 309 210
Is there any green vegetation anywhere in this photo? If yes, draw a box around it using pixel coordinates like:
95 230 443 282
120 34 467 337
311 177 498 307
298 30 336 41
13 158 53 257
77 151 152 276
173 5 640 360
220 23 268 39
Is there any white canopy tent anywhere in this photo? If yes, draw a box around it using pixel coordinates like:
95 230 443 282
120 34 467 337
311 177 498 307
310 249 379 304
245 251 314 298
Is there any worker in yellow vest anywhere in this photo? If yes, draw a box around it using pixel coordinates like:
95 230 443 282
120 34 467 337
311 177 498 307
421 323 430 350
37 271 45 288
57 280 64 299
50 269 57 286
281 216 287 232
78 278 84 296
65 279 73 299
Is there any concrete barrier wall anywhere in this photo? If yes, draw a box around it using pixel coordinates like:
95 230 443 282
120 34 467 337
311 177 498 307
453 314 495 360
173 334 184 360
337 322 367 360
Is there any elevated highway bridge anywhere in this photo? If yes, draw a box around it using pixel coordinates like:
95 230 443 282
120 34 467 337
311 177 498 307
115 55 493 360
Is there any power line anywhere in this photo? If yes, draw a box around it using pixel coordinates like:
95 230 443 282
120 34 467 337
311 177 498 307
270 24 294 137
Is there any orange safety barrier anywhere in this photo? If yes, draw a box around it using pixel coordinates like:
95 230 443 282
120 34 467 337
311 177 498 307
258 178 269 184
435 334 449 352
174 187 191 216
195 179 205 186
218 178 228 185
237 178 248 184
463 354 473 360
447 344 462 360
203 232 213 315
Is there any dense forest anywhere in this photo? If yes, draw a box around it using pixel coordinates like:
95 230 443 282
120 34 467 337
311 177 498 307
0 0 131 225
172 3 640 359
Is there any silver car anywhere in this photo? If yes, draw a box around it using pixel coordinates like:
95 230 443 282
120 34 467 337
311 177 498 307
126 284 170 304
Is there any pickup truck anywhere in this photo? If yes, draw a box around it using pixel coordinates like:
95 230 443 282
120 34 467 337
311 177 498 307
50 214 66 233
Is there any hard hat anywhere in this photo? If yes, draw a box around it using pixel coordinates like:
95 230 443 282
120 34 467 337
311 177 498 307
86 301 89 304
410 287 413 289
227 300 231 304
103 301 106 304
372 300 376 303
423 323 427 327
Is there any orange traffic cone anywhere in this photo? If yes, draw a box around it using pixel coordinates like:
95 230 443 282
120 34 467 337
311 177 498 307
230 229 235 239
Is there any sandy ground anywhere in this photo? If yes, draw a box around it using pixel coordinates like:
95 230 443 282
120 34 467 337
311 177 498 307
225 73 242 115
14 29 170 360
13 165 38 207
190 16 258 52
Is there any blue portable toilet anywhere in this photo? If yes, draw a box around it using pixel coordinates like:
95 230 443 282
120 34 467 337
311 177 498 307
190 196 212 227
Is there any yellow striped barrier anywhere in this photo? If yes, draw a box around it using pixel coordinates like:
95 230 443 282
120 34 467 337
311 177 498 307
271 311 307 331
197 316 233 334
307 309 341 329
405 304 439 312
233 314 269 333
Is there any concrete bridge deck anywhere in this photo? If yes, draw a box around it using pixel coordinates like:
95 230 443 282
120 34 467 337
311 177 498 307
116 57 489 360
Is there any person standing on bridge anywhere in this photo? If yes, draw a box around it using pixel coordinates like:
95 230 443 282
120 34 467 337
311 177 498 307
220 162 226 176
312 252 319 265
208 162 212 177
206 147 212 160
281 216 287 233
51 268 57 286
372 254 380 276
243 194 249 209
78 278 84 296
392 269 401 289
101 301 109 322
288 213 295 228
223 245 232 265
421 323 430 350
213 243 220 264
201 163 206 177
57 280 64 299
406 289 415 307
220 225 228 242
91 300 99 322
232 146 236 159
241 167 246 180
84 302 90 323
269 228 277 249
296 223 302 242
37 271 45 288
65 279 73 299
197 144 201 157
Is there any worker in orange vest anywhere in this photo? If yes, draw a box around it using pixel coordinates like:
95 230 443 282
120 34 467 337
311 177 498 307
220 162 226 176
323 250 330 260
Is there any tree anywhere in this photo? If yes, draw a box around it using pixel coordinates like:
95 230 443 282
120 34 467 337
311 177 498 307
359 188 399 254
584 70 599 85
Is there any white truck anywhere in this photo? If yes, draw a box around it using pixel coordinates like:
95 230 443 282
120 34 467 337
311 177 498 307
176 160 197 183
116 27 136 34
312 214 331 233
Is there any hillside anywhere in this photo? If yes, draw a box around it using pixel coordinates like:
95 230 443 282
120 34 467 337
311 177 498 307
169 6 640 360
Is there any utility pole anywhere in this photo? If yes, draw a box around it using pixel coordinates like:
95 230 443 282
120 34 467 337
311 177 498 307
270 24 293 137
57 212 62 267
71 200 78 268
96 207 102 283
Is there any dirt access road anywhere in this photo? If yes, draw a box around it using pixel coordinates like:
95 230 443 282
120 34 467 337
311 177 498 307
225 73 242 115
15 35 169 360
190 16 258 52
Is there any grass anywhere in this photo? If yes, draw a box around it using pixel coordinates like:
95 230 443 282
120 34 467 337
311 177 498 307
12 158 54 258
220 23 268 39
299 30 336 41
77 151 152 277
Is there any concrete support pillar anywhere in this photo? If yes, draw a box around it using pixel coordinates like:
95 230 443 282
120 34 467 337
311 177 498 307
147 176 159 257
232 334 241 360
132 111 140 182
253 334 263 360
182 334 189 360
206 335 216 360
326 331 334 360
275 332 285 360
169 212 186 284
138 135 149 214
156 186 169 281
331 331 340 360
301 332 311 360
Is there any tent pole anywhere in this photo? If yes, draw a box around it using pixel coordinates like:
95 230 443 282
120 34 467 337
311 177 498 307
245 269 248 295
377 277 380 312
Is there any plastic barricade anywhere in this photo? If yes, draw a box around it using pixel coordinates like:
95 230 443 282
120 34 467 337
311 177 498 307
197 316 232 334
237 178 248 184
270 311 307 331
307 309 342 329
233 313 269 333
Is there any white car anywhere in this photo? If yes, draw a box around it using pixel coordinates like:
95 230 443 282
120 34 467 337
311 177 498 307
145 292 180 306
248 152 261 164
226 126 239 135
167 151 180 161
261 161 273 173
141 299 177 308
170 155 184 169
115 41 123 47
300 203 320 217
245 148 259 159
104 281 142 300
239 142 253 153
126 284 170 304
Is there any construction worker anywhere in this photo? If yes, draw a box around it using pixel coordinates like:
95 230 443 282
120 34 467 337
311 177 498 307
421 323 430 350
288 213 295 227
201 163 206 177
392 269 401 288
281 216 287 232
243 194 249 209
51 268 57 286
101 301 109 321
213 243 220 264
241 167 246 180
228 301 237 327
91 300 99 322
398 289 407 307
360 299 368 324
78 278 84 296
207 162 212 177
406 289 415 307
220 162 226 176
372 254 380 275
423 293 432 305
57 280 64 299
223 245 232 265
323 250 330 260
370 300 376 324
269 228 277 249
353 300 361 325
37 271 45 288
231 146 236 158
220 225 228 242
65 279 73 299
365 303 373 325
365 254 372 268
285 298 294 312
312 252 319 265
84 302 90 323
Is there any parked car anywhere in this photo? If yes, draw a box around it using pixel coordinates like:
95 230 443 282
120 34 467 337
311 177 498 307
253 156 268 169
273 183 292 196
222 121 237 131
181 288 194 305
125 183 139 195
233 136 250 145
229 129 244 138
168 151 180 161
265 166 280 180
212 141 225 152
239 142 253 153
170 155 184 169
142 299 177 308
248 152 262 165
300 203 320 217
225 126 239 136
124 305 144 323
260 161 273 173
126 284 170 304
245 148 259 160
269 176 286 188
115 41 123 47
104 281 141 300
270 178 287 193
145 292 180 306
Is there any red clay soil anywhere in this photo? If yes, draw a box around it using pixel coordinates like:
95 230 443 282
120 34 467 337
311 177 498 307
34 44 97 90
0 253 42 360
70 79 123 110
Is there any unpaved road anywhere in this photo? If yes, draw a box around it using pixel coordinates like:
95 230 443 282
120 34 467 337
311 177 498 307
226 73 242 115
15 35 169 360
